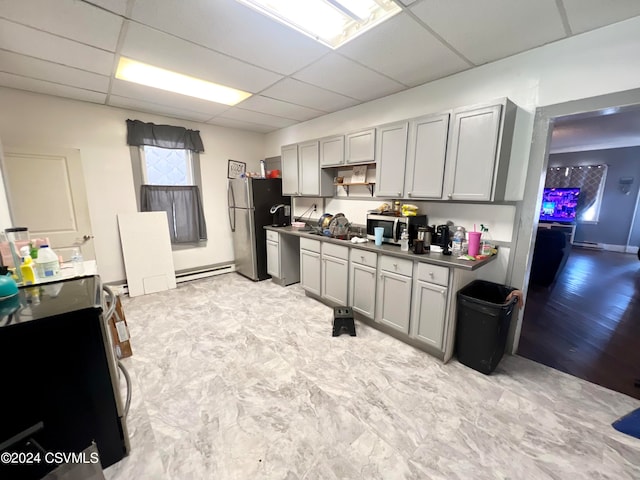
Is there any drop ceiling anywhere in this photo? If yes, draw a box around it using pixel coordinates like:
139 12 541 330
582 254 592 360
2 0 640 133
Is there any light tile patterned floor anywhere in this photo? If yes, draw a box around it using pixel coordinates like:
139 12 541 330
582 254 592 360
105 273 640 479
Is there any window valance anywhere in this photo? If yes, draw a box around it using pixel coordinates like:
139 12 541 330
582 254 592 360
126 119 204 153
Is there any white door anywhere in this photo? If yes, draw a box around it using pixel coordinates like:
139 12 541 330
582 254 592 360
1 147 95 261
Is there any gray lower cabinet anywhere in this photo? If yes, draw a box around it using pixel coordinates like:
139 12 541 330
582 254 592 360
321 243 349 305
410 280 447 349
266 230 300 286
300 238 321 295
348 251 377 318
376 256 413 334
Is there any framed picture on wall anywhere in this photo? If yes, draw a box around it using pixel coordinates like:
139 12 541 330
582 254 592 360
228 159 246 179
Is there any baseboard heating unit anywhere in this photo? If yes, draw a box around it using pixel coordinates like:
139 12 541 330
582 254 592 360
573 241 603 250
175 263 235 284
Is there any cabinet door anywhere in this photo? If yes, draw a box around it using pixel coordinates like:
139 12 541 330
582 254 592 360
266 239 280 278
345 129 375 164
322 255 348 305
376 270 412 333
281 144 299 196
349 262 376 319
320 136 344 167
410 280 447 350
445 105 502 201
300 249 321 295
299 140 320 196
375 122 408 198
405 113 449 199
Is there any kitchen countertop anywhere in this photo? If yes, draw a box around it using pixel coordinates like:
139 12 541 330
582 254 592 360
265 226 496 271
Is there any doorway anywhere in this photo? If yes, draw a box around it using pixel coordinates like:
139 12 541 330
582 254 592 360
1 146 95 261
511 91 640 399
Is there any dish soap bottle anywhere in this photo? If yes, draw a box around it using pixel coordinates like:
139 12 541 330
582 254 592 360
400 227 409 252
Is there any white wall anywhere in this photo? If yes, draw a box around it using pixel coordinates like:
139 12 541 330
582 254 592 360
0 89 264 282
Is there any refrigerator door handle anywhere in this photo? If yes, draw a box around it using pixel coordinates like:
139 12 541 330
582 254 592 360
228 183 236 232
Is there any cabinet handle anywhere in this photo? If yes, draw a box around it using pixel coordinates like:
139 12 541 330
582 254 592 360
442 290 446 296
360 256 365 262
397 192 402 196
429 272 434 277
408 192 413 197
447 193 452 198
393 263 398 270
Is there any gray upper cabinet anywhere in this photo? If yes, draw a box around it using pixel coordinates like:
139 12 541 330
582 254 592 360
283 141 334 197
281 144 299 196
405 113 450 199
443 99 517 202
345 128 375 164
319 135 345 167
374 122 409 198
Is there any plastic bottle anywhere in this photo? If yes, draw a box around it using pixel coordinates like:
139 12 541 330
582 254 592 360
35 245 61 280
71 247 85 275
452 227 465 256
400 227 409 252
480 224 492 255
20 255 37 285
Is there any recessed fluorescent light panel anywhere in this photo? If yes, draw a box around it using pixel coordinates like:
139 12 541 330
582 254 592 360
115 57 252 106
236 0 402 49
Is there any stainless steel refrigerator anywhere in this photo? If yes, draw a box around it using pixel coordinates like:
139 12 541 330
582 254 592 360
228 177 289 281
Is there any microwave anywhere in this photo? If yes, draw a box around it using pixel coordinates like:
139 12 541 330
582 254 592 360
366 214 428 246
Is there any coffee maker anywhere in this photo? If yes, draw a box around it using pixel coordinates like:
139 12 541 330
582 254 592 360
270 204 290 227
434 224 452 255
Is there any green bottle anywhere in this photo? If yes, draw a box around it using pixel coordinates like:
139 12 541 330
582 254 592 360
29 242 38 260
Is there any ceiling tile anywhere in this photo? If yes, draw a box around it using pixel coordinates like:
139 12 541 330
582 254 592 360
205 117 277 134
0 51 110 92
398 0 419 5
0 19 114 74
110 79 231 116
108 95 214 123
0 72 106 103
218 108 297 129
130 0 329 75
260 79 360 112
238 95 324 121
339 12 470 87
562 0 640 34
121 22 283 93
411 0 566 65
0 0 123 51
293 54 406 102
88 0 129 16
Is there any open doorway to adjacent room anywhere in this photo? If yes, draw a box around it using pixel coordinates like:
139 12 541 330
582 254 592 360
518 104 640 400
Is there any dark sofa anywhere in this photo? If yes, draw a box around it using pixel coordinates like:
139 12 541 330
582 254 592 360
530 228 571 288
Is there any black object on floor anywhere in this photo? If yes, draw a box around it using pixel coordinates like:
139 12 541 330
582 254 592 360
455 280 518 374
612 408 640 439
332 306 356 337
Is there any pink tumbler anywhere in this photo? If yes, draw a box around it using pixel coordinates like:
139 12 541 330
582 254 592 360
468 231 482 257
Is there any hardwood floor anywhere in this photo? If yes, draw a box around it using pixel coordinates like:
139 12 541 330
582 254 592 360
518 247 640 400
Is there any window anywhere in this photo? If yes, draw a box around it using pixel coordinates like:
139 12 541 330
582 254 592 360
141 146 193 185
126 120 207 245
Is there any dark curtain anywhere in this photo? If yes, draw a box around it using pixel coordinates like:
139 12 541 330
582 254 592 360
140 185 207 243
126 119 205 152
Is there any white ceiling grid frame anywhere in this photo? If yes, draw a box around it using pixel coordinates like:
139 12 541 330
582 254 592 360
293 53 406 101
410 0 567 65
238 95 325 121
0 19 115 75
0 0 123 51
338 12 471 87
0 50 110 92
129 0 330 75
0 72 107 104
561 0 640 34
108 95 215 123
260 78 360 112
219 108 298 129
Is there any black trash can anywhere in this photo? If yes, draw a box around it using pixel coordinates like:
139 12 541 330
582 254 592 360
455 280 518 374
